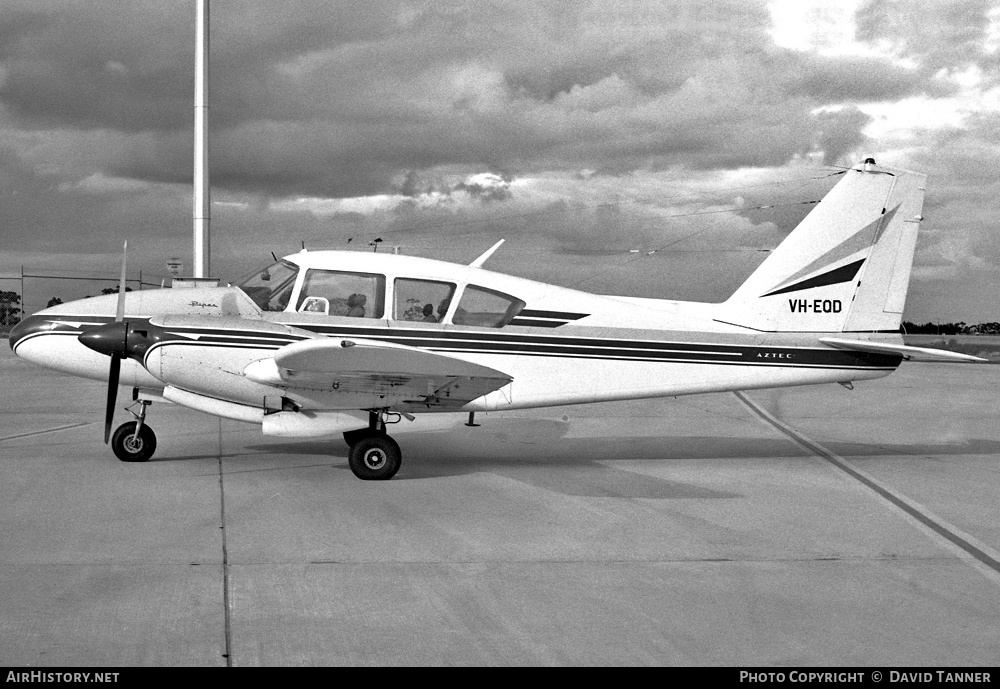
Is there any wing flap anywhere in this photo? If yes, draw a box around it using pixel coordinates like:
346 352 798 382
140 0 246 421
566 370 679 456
244 337 512 408
819 337 987 363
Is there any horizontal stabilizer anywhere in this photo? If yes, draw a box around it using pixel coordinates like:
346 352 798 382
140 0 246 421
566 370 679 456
819 337 987 363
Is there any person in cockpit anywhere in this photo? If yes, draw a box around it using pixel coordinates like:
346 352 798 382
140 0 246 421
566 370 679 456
347 293 367 317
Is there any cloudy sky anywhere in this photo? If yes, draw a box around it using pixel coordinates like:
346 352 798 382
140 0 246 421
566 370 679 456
1 0 999 322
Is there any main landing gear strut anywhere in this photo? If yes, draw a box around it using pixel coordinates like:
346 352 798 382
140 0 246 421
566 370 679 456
110 399 157 463
343 410 401 481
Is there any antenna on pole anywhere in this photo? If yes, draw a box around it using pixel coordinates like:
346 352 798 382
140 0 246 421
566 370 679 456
193 0 210 278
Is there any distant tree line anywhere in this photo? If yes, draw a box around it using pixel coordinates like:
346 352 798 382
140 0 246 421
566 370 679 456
0 286 134 330
0 291 20 327
902 321 1000 335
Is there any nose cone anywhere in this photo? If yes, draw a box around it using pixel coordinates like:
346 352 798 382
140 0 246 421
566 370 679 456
78 321 129 358
8 316 33 353
8 314 66 355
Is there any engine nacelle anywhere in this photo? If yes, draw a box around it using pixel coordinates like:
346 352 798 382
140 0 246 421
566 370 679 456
261 410 369 437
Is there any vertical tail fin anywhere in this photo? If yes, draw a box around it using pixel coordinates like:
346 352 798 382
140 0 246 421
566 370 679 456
715 159 926 333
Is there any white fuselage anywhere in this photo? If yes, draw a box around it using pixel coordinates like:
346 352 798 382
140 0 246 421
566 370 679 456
9 251 902 433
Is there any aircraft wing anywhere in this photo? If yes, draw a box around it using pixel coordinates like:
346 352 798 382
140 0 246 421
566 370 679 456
819 337 987 363
244 337 513 408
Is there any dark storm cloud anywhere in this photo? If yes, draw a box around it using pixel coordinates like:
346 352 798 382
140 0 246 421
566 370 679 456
908 114 1000 265
812 106 873 165
0 0 913 201
0 1 411 131
784 53 953 102
0 142 185 260
0 2 191 131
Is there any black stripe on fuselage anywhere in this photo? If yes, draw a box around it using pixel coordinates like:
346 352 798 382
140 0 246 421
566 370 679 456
148 337 896 370
288 323 898 370
509 309 589 328
518 309 589 320
509 318 570 328
14 314 901 370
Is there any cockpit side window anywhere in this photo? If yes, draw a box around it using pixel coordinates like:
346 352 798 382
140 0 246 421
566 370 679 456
393 278 456 323
296 270 385 318
237 260 299 312
453 285 525 328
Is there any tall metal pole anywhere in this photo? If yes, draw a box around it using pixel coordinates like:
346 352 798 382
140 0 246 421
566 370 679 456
193 0 210 278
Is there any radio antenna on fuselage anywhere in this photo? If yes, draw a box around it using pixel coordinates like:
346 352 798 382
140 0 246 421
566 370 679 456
469 239 505 267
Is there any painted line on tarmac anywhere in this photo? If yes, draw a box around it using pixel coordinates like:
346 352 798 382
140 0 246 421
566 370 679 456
216 418 233 668
734 391 1000 579
0 423 91 442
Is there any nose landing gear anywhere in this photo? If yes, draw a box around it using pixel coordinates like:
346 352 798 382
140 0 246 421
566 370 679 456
110 399 157 462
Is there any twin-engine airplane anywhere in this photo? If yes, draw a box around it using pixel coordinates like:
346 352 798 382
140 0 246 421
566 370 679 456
9 159 983 479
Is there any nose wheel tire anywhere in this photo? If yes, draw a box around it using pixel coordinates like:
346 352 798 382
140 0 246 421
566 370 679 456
348 435 401 480
110 422 157 463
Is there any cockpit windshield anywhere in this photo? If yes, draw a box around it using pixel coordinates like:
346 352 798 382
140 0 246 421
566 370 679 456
237 260 299 312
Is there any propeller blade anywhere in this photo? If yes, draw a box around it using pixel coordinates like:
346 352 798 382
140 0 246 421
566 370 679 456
115 241 128 322
104 354 121 444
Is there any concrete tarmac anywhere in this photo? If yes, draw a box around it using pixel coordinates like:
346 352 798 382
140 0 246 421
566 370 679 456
1 344 998 666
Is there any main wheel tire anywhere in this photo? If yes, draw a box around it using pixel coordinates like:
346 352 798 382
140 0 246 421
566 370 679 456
348 435 401 480
110 422 157 463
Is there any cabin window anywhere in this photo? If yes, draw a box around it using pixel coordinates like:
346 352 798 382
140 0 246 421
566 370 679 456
453 285 525 328
237 260 299 312
393 278 455 323
296 270 385 318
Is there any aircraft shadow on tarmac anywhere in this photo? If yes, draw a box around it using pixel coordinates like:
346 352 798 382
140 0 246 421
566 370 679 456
232 417 1000 498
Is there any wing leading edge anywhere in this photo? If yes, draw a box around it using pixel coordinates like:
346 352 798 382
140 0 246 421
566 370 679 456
244 337 513 409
